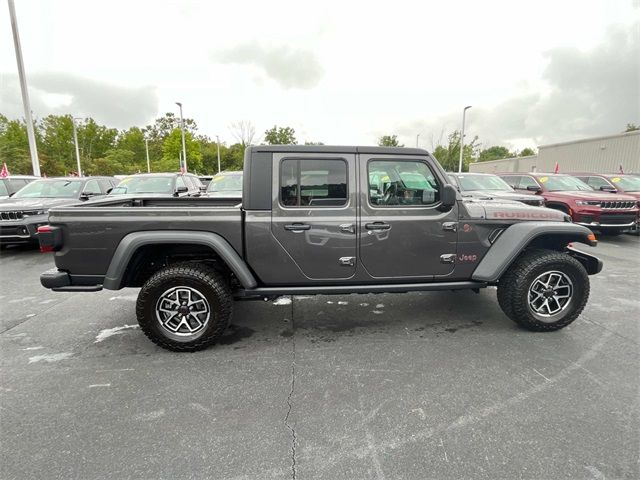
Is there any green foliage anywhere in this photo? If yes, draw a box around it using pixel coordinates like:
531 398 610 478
0 114 32 174
519 147 536 157
158 129 203 173
478 145 514 162
625 123 639 132
377 135 403 147
432 130 479 172
264 125 297 145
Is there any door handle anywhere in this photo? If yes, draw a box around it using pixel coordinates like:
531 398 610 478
339 224 355 234
365 222 391 231
284 223 311 232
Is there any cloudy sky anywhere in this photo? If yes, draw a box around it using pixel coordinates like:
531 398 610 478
1 0 638 150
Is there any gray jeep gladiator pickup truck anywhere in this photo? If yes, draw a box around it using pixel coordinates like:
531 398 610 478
38 146 602 351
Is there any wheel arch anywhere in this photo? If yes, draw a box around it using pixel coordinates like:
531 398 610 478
472 222 599 282
103 231 257 290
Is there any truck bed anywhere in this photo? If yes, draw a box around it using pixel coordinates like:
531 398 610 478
48 196 244 277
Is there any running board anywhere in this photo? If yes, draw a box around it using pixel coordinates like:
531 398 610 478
234 281 487 298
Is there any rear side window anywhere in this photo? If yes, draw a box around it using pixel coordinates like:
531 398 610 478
280 159 347 207
368 160 440 206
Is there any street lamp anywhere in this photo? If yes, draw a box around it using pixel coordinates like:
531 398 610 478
8 0 40 176
416 133 421 148
215 135 221 173
71 117 82 177
458 105 472 173
144 137 150 173
175 102 187 172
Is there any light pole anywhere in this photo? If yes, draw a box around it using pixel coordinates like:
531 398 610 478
216 135 221 173
71 117 83 177
458 105 472 173
8 0 40 177
145 138 150 173
416 133 420 148
175 102 187 172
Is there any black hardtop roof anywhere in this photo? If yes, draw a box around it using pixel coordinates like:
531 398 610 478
249 145 430 155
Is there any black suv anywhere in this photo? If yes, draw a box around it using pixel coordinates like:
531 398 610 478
110 173 204 197
0 176 116 246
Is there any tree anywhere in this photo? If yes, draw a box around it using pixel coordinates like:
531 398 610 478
157 128 203 173
478 145 514 162
0 115 32 174
230 121 257 147
432 130 479 172
264 125 297 145
519 147 536 157
625 123 639 132
378 135 403 147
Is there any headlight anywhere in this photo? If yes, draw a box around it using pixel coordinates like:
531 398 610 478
575 201 601 206
22 210 47 217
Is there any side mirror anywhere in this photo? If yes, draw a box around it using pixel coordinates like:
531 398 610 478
80 192 96 200
440 184 457 207
526 185 541 192
106 188 113 194
599 185 617 192
175 186 188 194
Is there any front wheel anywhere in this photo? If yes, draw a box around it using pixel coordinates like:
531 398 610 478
497 249 590 331
136 263 233 351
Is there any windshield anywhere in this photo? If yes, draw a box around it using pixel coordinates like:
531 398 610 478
0 181 8 196
609 176 640 192
207 174 242 192
13 179 82 198
458 175 512 191
539 176 593 192
111 176 174 194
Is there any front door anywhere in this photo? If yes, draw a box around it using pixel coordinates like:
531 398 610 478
271 153 357 280
359 155 458 279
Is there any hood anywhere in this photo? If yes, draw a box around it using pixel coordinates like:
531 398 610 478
0 197 81 211
545 190 637 201
462 198 568 222
462 190 539 202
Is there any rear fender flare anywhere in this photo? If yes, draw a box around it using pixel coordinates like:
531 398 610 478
103 231 257 290
472 222 597 282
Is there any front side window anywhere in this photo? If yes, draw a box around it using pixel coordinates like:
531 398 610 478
111 176 174 194
586 176 612 190
518 176 540 189
368 160 440 206
83 179 100 194
501 175 521 188
175 176 187 190
280 159 347 207
0 181 9 196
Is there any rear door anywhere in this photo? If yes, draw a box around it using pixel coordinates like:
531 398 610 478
271 153 357 280
359 155 458 279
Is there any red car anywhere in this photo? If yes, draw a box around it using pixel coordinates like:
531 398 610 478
499 172 638 235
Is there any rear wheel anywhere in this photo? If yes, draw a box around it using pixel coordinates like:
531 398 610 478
136 263 232 351
497 249 589 331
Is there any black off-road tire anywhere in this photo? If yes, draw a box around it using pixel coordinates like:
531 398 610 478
497 249 589 332
136 263 233 351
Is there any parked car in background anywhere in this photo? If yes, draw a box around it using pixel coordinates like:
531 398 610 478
205 171 243 199
110 173 204 197
448 173 545 206
570 173 640 235
0 175 38 199
499 172 638 234
0 176 116 246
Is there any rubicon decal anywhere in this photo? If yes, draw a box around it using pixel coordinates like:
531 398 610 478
488 210 564 220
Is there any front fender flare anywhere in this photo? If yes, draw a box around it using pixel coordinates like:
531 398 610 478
103 231 257 290
472 222 597 282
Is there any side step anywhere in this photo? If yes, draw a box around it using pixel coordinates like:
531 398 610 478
234 281 487 298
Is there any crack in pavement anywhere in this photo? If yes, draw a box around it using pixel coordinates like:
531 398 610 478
0 296 74 335
284 297 297 480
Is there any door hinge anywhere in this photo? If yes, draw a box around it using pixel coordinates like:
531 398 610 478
339 256 355 266
440 254 456 264
442 222 458 232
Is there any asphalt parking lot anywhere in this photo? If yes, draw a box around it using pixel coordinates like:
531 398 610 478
1 236 638 480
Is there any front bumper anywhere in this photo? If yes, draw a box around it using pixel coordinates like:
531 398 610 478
0 216 49 245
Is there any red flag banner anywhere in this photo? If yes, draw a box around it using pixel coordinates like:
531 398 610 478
554 162 559 174
0 162 9 178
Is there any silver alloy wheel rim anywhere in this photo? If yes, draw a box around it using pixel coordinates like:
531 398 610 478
155 286 211 337
527 270 573 319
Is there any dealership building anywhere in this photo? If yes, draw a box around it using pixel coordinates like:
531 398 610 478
469 130 640 174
